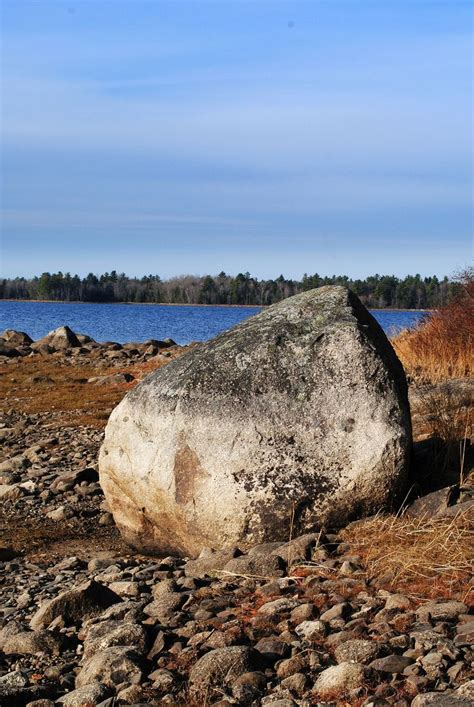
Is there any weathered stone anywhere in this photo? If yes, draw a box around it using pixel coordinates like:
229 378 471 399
257 597 299 617
1 627 64 656
369 654 414 673
320 602 351 622
108 581 140 597
143 579 184 620
82 620 148 660
455 620 474 646
184 547 241 577
1 329 33 346
232 672 267 702
313 662 367 698
0 484 24 501
189 646 258 693
295 620 327 641
76 646 143 688
99 287 411 555
254 636 290 661
56 683 111 706
88 372 134 385
334 639 382 664
30 580 121 629
276 654 309 679
32 326 80 351
416 601 468 622
223 553 285 578
405 486 458 519
384 593 412 611
50 466 98 492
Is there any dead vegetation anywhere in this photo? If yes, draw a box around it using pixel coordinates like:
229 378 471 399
342 512 474 605
0 351 184 427
392 267 473 384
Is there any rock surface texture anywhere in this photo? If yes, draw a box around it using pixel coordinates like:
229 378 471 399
99 286 412 555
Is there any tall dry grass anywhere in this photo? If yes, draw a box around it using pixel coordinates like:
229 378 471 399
392 268 473 383
342 512 474 604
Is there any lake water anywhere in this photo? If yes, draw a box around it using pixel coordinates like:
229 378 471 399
0 300 427 345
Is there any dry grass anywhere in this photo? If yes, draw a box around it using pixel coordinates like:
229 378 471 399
0 351 185 427
392 269 474 384
411 381 473 488
342 512 474 604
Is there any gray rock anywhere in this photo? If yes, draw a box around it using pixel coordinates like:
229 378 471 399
143 579 184 621
276 654 309 679
88 372 134 385
0 671 28 688
223 553 285 578
56 683 111 706
184 547 241 578
76 646 143 689
416 600 468 622
384 593 411 610
232 671 267 702
99 287 411 555
254 636 290 661
456 681 474 699
295 620 327 641
189 646 258 692
369 653 414 673
0 484 24 501
1 329 33 347
149 668 175 692
334 638 382 664
257 597 299 617
405 486 458 519
32 326 80 351
30 580 121 629
313 662 367 698
50 466 98 492
1 627 64 656
271 533 322 564
320 602 351 622
82 620 148 660
455 620 474 647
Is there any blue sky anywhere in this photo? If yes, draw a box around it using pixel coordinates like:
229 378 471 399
1 0 472 279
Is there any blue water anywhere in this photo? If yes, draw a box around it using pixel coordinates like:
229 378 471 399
0 300 427 345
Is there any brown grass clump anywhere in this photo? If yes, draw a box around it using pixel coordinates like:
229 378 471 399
392 268 474 383
342 512 474 604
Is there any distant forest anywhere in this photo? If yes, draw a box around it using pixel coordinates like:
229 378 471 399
0 271 459 309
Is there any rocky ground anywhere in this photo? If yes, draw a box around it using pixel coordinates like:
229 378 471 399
0 327 473 706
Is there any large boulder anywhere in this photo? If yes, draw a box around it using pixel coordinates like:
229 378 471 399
99 286 411 555
0 329 33 347
32 325 80 350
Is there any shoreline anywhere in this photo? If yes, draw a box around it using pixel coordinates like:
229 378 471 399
1 298 430 312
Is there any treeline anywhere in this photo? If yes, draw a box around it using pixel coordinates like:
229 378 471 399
0 271 458 309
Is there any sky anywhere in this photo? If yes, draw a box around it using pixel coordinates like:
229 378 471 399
1 0 472 280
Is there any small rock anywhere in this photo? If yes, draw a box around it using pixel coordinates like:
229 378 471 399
56 683 111 706
416 601 468 622
320 602 351 622
76 646 143 688
369 654 414 673
30 580 121 629
313 662 367 698
189 646 259 693
184 547 241 578
295 620 327 642
334 639 382 664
